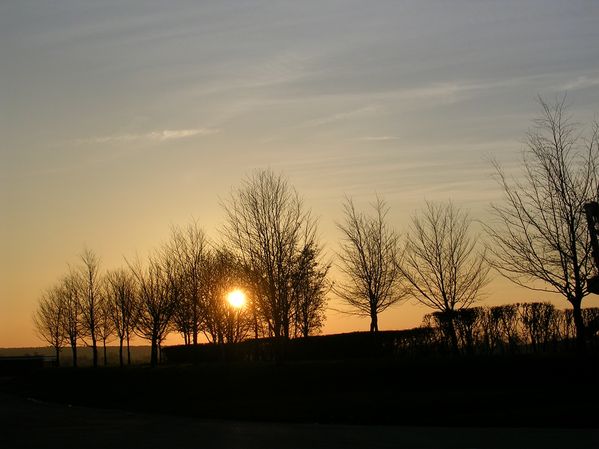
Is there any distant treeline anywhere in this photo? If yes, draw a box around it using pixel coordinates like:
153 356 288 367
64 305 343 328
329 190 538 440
164 302 599 363
0 346 151 367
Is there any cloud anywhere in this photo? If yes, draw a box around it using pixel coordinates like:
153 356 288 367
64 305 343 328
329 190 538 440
73 128 219 145
562 74 599 91
359 136 399 142
299 105 379 128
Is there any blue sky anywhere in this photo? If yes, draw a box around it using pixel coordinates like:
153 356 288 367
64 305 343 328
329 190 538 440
2 1 599 346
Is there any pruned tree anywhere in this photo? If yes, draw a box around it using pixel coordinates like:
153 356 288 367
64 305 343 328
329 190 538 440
485 96 599 347
399 201 490 352
33 284 66 366
130 251 181 367
519 302 560 352
78 248 102 368
105 268 138 367
336 196 406 332
222 169 319 339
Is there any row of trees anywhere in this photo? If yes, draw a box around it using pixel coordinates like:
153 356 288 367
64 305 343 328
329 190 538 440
423 303 599 354
335 97 598 350
34 96 599 362
34 173 331 367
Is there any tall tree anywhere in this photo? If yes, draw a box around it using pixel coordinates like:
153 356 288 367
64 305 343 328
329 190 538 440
78 248 102 368
105 268 138 367
33 285 66 366
222 169 319 339
399 201 490 352
336 196 406 332
485 96 599 347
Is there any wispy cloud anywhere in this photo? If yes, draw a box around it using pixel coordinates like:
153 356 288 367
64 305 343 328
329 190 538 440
562 74 599 91
73 128 219 145
358 136 399 142
299 105 379 128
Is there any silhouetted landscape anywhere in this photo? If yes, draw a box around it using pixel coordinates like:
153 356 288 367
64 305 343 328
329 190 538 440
4 2 599 448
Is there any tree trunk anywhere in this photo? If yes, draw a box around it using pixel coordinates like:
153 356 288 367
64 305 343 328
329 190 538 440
55 347 60 367
119 338 124 368
71 343 78 368
571 298 586 350
126 332 131 365
150 336 158 367
446 313 459 355
92 335 98 368
103 340 107 366
370 310 378 333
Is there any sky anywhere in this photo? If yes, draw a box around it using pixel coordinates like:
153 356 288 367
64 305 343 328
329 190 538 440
2 1 599 347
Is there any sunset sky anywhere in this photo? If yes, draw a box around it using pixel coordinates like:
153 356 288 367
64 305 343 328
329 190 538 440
2 1 599 347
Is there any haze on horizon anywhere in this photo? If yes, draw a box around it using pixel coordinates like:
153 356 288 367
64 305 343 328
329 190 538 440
2 1 599 347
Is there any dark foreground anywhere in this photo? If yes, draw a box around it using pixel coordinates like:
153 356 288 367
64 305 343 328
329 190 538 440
1 353 598 448
1 391 598 449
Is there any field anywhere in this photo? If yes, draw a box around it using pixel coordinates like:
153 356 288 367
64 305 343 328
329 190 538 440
3 351 598 428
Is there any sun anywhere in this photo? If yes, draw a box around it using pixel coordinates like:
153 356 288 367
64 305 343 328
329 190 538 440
226 289 246 309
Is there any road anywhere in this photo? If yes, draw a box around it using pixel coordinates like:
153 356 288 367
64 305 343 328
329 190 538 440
1 391 597 449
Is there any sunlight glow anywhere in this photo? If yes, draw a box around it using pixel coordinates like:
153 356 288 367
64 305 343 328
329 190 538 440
226 289 246 309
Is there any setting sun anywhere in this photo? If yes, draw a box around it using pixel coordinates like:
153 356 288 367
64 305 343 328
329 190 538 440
226 289 246 309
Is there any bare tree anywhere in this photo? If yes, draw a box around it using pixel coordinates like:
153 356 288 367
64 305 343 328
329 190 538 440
130 251 181 367
485 96 599 347
336 196 406 332
201 248 253 344
399 201 490 352
33 285 66 366
61 271 82 367
168 221 208 345
78 248 102 368
105 268 138 367
222 169 319 339
291 241 330 338
96 291 115 366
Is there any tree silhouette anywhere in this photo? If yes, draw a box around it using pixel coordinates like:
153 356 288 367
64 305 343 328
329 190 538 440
78 248 103 368
130 251 181 367
33 285 66 366
400 201 490 352
485 96 599 347
291 241 330 338
336 196 406 332
167 222 208 345
222 169 321 339
61 271 83 368
105 268 138 367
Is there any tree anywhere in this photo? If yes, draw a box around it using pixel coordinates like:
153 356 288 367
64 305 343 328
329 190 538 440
61 271 82 368
485 96 599 347
201 248 252 344
105 268 138 367
291 241 330 338
96 292 115 366
222 169 320 339
78 248 102 368
130 251 181 367
336 196 406 332
399 201 490 352
33 285 66 366
167 221 208 345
